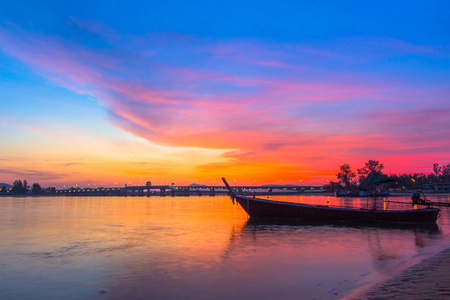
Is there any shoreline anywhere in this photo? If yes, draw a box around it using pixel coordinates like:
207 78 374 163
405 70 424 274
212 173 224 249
344 247 450 299
1 191 450 198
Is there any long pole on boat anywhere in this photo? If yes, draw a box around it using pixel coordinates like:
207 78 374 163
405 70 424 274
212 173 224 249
222 178 232 192
222 178 237 205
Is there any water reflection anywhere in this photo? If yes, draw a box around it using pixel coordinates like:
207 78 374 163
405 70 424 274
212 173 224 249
0 195 448 300
216 214 444 298
224 217 441 265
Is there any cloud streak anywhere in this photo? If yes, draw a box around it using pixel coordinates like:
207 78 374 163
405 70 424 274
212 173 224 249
0 168 67 181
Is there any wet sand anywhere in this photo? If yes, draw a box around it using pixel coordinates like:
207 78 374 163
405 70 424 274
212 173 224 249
352 247 450 299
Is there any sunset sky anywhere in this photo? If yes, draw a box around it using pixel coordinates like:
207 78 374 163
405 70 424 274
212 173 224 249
1 1 449 187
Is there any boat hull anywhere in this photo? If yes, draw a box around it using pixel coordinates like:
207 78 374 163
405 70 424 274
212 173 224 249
234 196 440 224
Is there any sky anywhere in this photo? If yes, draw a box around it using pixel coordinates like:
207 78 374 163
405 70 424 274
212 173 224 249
0 0 449 187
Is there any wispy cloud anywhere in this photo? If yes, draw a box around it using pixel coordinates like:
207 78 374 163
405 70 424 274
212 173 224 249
0 168 67 180
68 16 122 40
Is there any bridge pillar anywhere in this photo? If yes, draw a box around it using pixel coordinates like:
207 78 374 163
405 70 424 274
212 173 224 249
160 189 166 197
171 189 176 196
184 188 189 196
209 188 215 196
268 188 272 194
147 189 151 197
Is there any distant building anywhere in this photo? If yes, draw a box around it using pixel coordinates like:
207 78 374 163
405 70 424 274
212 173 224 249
422 184 433 190
434 182 450 191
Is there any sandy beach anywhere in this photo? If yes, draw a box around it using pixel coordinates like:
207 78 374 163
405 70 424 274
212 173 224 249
349 247 450 299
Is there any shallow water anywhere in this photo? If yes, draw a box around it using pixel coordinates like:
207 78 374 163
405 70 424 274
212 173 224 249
0 195 449 299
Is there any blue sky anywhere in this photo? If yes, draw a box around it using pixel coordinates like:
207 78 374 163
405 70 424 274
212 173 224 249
2 1 448 42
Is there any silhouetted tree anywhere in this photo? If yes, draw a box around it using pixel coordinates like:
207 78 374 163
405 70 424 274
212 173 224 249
11 179 29 194
433 163 442 177
31 183 42 194
333 161 450 191
336 163 356 189
357 160 384 188
23 180 28 193
427 173 436 184
12 180 23 194
442 164 450 181
385 174 400 190
323 180 342 192
1 185 6 193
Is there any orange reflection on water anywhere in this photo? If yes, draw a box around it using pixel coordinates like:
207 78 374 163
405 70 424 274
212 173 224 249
0 195 448 300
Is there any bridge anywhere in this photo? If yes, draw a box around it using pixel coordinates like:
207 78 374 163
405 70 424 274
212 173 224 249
55 182 326 196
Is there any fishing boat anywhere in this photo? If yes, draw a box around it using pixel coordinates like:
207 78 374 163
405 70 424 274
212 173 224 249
222 178 440 224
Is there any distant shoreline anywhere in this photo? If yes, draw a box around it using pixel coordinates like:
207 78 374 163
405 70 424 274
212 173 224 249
1 191 449 197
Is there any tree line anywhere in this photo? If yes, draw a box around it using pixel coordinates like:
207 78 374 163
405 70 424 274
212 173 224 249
332 160 450 191
1 180 56 195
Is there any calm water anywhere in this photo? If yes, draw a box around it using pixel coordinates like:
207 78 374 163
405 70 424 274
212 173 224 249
1 195 449 300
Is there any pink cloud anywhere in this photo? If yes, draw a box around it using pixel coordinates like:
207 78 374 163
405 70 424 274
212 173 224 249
68 17 122 40
368 36 443 56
